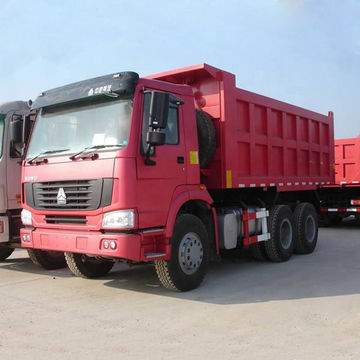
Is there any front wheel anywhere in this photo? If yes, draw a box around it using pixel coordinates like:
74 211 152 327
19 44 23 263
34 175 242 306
155 214 209 291
0 246 14 261
65 252 114 278
28 249 66 270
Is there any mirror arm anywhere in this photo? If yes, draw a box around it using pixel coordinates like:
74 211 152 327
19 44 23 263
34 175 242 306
144 144 156 166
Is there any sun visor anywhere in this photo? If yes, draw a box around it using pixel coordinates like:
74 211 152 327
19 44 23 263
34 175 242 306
32 71 139 110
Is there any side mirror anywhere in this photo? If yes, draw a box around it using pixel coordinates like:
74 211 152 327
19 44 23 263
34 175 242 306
148 91 169 129
10 113 34 158
143 90 170 166
22 113 34 144
10 117 22 144
146 131 165 146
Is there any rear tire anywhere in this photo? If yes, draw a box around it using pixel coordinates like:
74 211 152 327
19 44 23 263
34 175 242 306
155 214 209 291
294 203 318 254
65 252 114 278
0 246 14 261
265 205 294 262
28 249 66 270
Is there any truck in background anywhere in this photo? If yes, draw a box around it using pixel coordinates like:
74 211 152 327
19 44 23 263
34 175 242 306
319 136 360 225
20 64 334 291
0 101 66 268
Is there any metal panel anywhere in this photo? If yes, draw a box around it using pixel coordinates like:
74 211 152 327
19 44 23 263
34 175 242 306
149 63 334 191
335 136 360 185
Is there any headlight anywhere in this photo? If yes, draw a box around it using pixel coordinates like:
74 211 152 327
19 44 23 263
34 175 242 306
21 209 32 226
102 210 135 229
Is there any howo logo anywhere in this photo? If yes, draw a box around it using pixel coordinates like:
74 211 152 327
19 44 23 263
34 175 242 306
57 188 67 205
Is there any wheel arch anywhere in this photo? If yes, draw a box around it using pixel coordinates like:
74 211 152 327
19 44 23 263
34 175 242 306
165 188 218 257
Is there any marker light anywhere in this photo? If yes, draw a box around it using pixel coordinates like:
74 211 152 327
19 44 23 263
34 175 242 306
110 240 117 250
350 199 360 206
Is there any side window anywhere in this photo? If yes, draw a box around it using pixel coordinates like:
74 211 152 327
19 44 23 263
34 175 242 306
164 105 179 145
141 92 179 152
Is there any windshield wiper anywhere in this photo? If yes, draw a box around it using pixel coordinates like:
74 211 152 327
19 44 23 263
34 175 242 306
69 144 124 160
27 149 70 164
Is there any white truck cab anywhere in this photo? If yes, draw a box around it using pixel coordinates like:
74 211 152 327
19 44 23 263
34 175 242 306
0 101 31 260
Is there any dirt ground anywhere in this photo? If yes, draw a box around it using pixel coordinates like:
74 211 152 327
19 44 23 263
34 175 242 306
0 224 359 359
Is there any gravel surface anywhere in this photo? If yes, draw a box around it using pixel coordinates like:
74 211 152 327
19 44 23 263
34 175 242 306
0 225 359 359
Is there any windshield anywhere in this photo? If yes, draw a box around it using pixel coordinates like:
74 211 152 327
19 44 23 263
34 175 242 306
26 98 133 160
0 114 5 158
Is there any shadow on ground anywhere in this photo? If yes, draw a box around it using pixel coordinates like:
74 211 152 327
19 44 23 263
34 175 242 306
0 253 71 278
2 222 360 304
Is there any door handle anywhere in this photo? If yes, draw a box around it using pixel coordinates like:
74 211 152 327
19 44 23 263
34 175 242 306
177 156 185 164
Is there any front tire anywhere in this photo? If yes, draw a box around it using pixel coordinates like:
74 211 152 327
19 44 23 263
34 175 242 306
28 249 66 270
0 246 14 261
265 205 295 262
155 214 209 291
64 252 114 278
293 203 318 254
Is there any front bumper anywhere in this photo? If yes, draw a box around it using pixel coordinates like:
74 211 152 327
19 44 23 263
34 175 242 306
0 216 10 243
20 227 169 262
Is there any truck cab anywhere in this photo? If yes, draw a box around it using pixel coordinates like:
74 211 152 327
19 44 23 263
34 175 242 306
0 101 30 260
21 72 211 287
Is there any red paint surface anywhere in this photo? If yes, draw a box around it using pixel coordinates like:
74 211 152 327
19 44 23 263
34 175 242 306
335 136 360 185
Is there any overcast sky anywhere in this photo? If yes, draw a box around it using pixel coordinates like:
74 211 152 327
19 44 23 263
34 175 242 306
0 0 359 137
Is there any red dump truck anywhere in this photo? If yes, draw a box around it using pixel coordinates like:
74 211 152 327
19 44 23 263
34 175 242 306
20 64 334 291
319 136 360 224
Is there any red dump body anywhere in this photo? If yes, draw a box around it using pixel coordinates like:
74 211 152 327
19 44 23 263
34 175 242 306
335 136 360 186
149 64 335 191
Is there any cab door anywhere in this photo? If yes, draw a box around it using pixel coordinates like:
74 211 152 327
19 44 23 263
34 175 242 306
136 91 187 229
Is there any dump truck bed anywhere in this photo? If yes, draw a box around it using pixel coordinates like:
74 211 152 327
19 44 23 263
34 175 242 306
149 63 335 191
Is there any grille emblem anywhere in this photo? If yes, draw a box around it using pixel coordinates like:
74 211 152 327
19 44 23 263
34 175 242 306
57 187 67 205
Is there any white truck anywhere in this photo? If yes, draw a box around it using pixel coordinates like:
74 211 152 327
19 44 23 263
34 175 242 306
0 101 65 268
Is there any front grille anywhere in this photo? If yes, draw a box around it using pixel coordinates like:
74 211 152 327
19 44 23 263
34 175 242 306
32 179 104 210
45 215 87 224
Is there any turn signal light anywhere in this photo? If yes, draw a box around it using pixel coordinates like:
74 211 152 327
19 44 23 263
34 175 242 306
350 199 360 206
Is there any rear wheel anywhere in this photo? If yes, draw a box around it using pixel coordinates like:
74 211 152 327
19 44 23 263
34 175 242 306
0 246 14 261
28 249 66 270
265 205 295 262
294 203 318 254
155 214 209 291
65 252 114 278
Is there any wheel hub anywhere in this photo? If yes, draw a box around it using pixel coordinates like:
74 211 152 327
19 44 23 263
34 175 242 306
305 215 316 243
280 218 292 249
178 232 203 275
